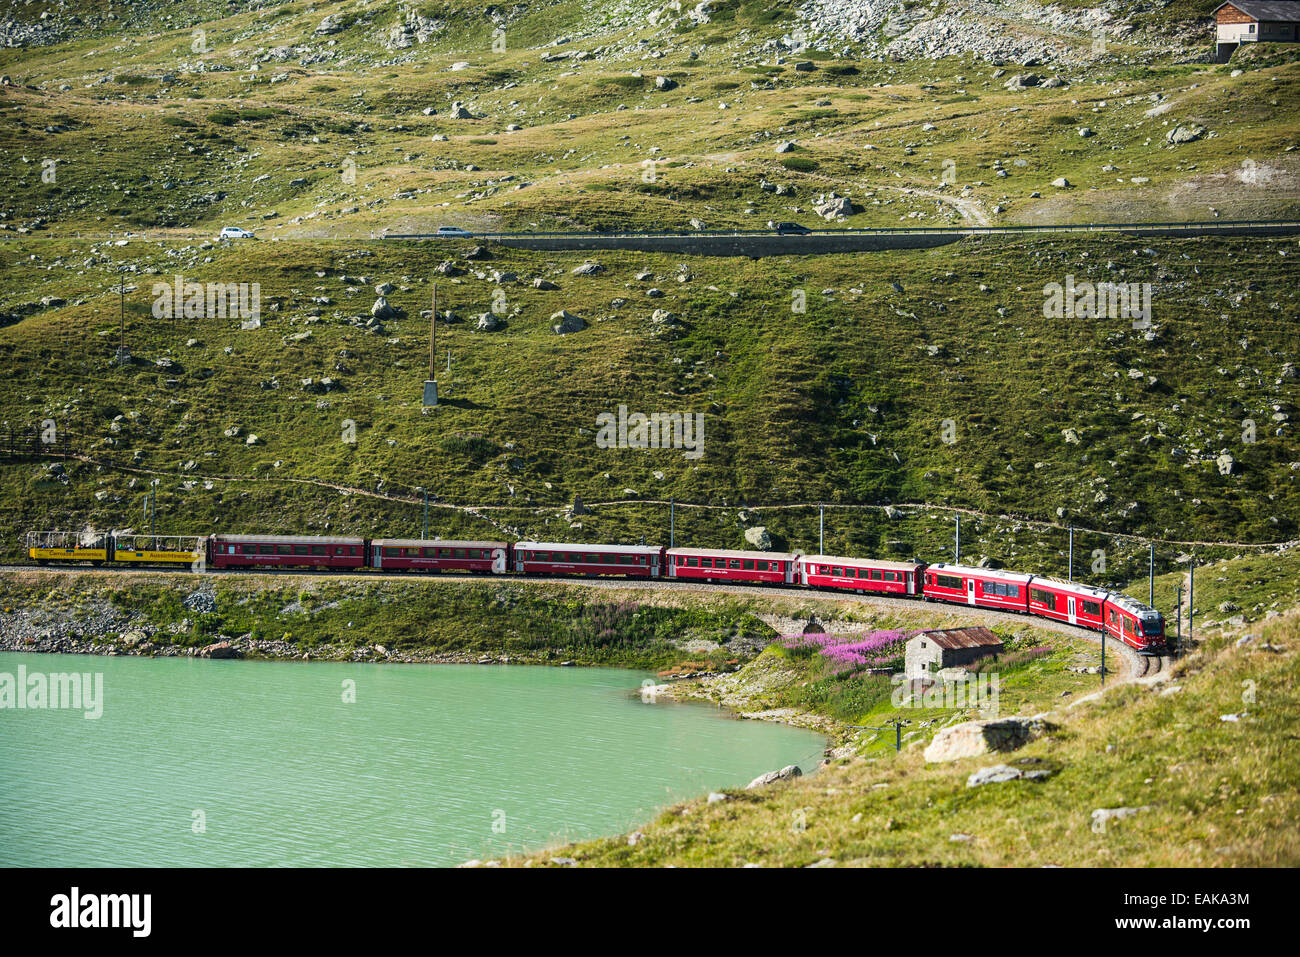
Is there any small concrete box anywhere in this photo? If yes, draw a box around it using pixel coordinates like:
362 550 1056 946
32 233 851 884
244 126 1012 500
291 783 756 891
422 380 438 407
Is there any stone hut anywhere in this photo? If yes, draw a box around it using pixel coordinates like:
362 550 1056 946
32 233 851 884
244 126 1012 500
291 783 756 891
905 627 1004 679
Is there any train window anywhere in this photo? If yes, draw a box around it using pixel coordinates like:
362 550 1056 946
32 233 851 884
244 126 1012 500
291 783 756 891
935 574 962 589
870 569 882 580
831 566 843 577
744 560 756 571
585 554 598 564
639 555 647 565
687 556 699 567
258 545 272 554
884 571 897 582
728 559 741 569
453 549 466 559
311 545 326 556
1082 600 1100 616
277 545 292 555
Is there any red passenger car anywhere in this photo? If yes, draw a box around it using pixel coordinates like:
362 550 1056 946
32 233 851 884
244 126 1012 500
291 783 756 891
1104 593 1166 651
665 548 798 585
922 563 1032 613
797 555 924 596
209 534 366 569
512 542 663 578
1026 577 1110 630
370 539 509 574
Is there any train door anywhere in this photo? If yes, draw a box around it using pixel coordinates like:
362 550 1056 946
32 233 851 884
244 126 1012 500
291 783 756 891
1067 596 1077 625
906 570 915 596
966 577 976 605
491 547 507 574
650 553 660 578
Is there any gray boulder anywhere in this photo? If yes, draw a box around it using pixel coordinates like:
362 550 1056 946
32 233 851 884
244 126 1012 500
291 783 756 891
1166 124 1206 144
925 716 1056 763
371 297 399 320
966 765 1023 787
746 765 801 789
1090 805 1153 832
1004 73 1041 90
551 310 585 334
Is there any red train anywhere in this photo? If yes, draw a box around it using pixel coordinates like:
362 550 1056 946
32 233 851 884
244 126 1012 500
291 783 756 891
58 529 1167 652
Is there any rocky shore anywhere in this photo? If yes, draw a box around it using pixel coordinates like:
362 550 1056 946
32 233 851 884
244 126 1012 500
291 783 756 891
0 595 525 666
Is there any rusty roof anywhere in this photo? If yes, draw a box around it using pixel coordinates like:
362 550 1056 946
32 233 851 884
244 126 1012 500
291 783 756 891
913 626 1004 650
1215 1 1300 22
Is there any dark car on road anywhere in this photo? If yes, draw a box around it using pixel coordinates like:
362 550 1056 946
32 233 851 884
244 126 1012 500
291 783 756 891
773 222 812 235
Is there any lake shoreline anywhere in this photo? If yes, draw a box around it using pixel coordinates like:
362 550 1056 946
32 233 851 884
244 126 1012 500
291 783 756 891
2 629 846 751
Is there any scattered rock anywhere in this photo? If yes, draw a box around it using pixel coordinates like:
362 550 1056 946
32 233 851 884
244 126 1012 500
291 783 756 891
198 641 241 660
1166 124 1206 145
747 765 801 789
1091 806 1153 832
551 310 585 334
925 716 1055 763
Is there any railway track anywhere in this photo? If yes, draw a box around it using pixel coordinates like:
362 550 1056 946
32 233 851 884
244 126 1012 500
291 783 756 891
0 561 1157 683
1133 652 1175 680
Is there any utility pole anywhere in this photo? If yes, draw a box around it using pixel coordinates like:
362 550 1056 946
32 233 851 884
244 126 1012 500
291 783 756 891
819 504 824 555
1068 527 1074 582
419 487 428 540
1188 560 1195 644
423 284 438 407
1175 582 1183 652
1101 626 1106 687
1149 542 1155 607
670 498 675 549
954 515 960 564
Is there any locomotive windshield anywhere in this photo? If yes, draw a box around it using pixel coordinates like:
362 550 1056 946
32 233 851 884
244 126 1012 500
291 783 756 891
1139 616 1164 636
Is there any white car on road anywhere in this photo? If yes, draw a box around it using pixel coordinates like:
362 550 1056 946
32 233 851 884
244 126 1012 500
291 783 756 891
218 226 255 240
434 226 473 238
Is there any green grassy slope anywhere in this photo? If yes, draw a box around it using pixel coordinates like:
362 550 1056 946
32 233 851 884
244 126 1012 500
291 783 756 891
1 234 1296 585
3 0 1299 237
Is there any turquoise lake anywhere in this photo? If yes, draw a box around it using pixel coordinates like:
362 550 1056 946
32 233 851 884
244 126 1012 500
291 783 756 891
0 652 825 866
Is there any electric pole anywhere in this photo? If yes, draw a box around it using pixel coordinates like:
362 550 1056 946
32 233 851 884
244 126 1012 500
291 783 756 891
423 284 438 407
1149 543 1155 607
